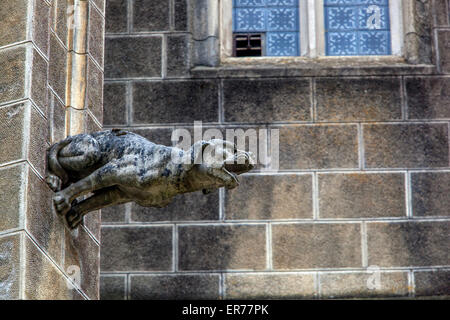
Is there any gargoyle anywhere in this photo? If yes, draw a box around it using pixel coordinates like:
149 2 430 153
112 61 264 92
46 129 254 229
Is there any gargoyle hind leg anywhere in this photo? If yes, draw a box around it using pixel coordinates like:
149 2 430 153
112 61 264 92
65 187 129 229
53 162 125 216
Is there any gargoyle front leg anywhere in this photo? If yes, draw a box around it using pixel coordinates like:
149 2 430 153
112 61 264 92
53 162 125 216
65 187 129 229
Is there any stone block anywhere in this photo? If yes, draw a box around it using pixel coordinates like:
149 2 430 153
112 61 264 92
320 272 409 298
318 173 406 219
364 124 449 168
132 0 170 32
174 0 188 31
49 91 66 144
103 82 127 125
101 204 127 223
83 210 101 242
0 102 26 165
24 235 83 299
0 233 21 300
433 0 449 26
437 30 450 73
31 49 49 116
49 34 68 103
28 103 49 177
411 172 450 217
105 37 161 78
0 164 26 233
32 0 50 57
101 226 173 271
278 125 359 170
406 77 450 119
100 274 126 300
223 79 311 123
225 174 313 220
87 57 103 124
315 77 402 121
272 223 362 269
64 227 100 299
167 35 190 77
53 0 69 47
88 2 105 67
367 222 450 267
0 46 26 104
178 225 266 271
129 274 220 300
25 169 64 265
132 80 218 124
0 0 27 47
92 0 105 14
105 0 128 33
225 273 315 299
131 190 219 222
414 270 450 297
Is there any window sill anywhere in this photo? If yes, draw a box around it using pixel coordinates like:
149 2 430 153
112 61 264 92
191 57 436 78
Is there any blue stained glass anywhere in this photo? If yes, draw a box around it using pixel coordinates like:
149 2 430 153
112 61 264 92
233 0 300 56
325 0 391 55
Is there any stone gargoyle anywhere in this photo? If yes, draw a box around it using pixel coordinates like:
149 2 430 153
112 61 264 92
46 129 254 229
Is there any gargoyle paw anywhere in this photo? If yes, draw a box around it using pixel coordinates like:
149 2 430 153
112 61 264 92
45 174 62 192
53 192 71 216
66 209 83 229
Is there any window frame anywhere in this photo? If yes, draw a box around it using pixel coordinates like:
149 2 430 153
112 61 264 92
220 0 404 61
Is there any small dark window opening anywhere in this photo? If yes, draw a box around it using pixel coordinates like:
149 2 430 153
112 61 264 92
233 33 263 57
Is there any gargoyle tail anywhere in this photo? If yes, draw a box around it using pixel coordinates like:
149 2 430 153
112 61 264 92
47 137 73 186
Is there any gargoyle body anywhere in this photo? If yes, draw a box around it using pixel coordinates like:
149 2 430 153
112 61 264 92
46 129 254 229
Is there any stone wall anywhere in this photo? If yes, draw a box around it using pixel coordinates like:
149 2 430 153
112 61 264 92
100 0 450 299
0 0 104 299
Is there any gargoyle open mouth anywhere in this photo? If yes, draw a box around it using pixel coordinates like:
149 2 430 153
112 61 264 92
223 152 255 176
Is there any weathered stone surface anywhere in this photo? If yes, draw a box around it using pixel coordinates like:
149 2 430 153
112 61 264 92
132 81 218 124
49 92 66 144
87 57 104 124
28 104 49 177
406 77 450 119
316 77 402 121
411 172 450 217
88 2 105 67
414 270 450 296
131 190 219 222
223 79 311 123
85 111 101 133
178 225 266 271
84 210 101 242
26 169 64 265
24 235 83 300
320 272 409 298
279 125 359 170
32 0 50 57
130 274 221 299
0 233 21 300
0 46 26 104
167 35 190 77
105 37 161 78
92 0 105 14
225 273 315 299
49 34 68 103
53 0 69 47
31 49 49 116
364 124 449 168
103 82 127 125
101 204 127 224
132 0 170 31
272 223 361 269
0 164 26 233
101 226 173 271
0 0 27 47
100 274 126 300
437 30 450 73
174 0 188 31
318 173 406 219
433 0 449 26
367 222 450 267
64 227 100 299
0 102 26 165
226 174 313 220
105 0 128 33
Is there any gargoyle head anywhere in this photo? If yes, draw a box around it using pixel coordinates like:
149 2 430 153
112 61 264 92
186 139 255 194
